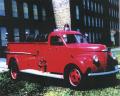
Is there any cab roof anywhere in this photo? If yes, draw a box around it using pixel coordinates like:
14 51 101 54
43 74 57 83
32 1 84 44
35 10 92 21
50 30 81 36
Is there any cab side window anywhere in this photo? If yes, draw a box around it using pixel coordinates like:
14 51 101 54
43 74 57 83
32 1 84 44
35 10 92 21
50 36 64 46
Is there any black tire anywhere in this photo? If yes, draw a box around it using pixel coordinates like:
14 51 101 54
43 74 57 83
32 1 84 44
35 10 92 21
9 61 20 81
65 66 82 88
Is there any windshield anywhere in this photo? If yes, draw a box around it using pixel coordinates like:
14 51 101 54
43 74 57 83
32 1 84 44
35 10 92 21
62 34 87 44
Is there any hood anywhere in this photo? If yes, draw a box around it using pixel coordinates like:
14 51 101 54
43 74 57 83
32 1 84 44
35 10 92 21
67 43 107 52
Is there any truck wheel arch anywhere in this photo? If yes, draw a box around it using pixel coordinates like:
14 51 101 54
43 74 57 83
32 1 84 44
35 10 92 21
64 64 83 88
64 64 83 77
8 57 20 80
8 57 19 69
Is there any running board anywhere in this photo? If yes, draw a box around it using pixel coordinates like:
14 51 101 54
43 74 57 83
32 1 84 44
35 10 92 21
20 69 64 79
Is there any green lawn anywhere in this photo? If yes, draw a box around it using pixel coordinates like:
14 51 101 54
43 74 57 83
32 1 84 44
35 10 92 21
112 50 120 64
1 72 120 96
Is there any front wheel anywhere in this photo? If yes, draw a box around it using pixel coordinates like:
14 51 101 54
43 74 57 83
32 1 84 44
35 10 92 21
65 66 82 88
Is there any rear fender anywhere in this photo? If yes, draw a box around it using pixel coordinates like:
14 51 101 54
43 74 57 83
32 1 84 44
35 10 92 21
8 57 18 69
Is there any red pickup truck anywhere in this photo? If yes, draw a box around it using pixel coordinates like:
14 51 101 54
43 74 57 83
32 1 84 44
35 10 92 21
6 30 119 88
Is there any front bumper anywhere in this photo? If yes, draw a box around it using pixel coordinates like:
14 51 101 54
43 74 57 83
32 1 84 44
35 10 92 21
88 65 120 77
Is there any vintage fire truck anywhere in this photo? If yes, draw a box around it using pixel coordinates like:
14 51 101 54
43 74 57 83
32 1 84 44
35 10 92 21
6 30 119 88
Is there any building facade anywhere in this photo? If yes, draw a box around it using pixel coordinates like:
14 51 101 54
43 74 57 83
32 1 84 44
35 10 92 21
0 0 119 57
70 0 119 46
0 0 55 57
119 0 120 46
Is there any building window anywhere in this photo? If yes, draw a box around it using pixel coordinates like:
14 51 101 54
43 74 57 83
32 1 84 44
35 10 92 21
116 0 119 6
95 18 97 27
92 17 94 27
98 18 101 27
83 0 85 8
42 8 46 21
98 4 100 13
109 8 111 16
115 11 118 18
91 1 93 11
94 3 97 12
117 11 119 18
34 29 39 39
23 3 29 19
75 5 80 20
100 5 103 14
14 28 20 42
33 4 38 20
0 0 5 16
84 15 87 26
111 9 113 16
12 0 18 17
113 10 115 17
110 21 112 29
99 32 102 40
0 27 8 46
97 18 99 27
95 32 99 41
112 22 114 29
88 32 91 43
102 19 103 28
87 0 90 10
88 16 90 27
117 23 119 29
92 32 95 43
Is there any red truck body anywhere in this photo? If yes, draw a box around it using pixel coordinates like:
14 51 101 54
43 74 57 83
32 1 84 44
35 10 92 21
6 30 119 88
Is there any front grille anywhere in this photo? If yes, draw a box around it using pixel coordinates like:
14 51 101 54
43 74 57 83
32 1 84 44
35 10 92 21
106 65 115 71
107 54 118 71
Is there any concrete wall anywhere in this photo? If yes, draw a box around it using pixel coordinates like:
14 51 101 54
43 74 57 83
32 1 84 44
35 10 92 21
52 0 71 30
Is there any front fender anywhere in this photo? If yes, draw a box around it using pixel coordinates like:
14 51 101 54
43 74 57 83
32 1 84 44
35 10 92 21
69 56 93 75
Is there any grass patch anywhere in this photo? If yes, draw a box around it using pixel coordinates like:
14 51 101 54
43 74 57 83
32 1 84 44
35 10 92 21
0 73 44 96
112 50 120 63
0 72 120 96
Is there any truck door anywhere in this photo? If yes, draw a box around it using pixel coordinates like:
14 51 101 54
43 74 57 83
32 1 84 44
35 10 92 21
47 36 66 73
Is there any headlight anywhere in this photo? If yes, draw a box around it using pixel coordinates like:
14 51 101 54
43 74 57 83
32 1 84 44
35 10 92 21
93 55 99 62
102 49 108 52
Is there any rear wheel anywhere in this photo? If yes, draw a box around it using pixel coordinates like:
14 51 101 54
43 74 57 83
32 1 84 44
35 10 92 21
9 61 20 80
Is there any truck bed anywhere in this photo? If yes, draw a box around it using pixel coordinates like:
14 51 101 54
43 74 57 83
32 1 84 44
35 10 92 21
7 42 48 56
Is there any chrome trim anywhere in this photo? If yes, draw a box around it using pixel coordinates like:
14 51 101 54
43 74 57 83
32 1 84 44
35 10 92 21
88 65 120 76
20 69 64 79
102 49 108 52
6 51 32 55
